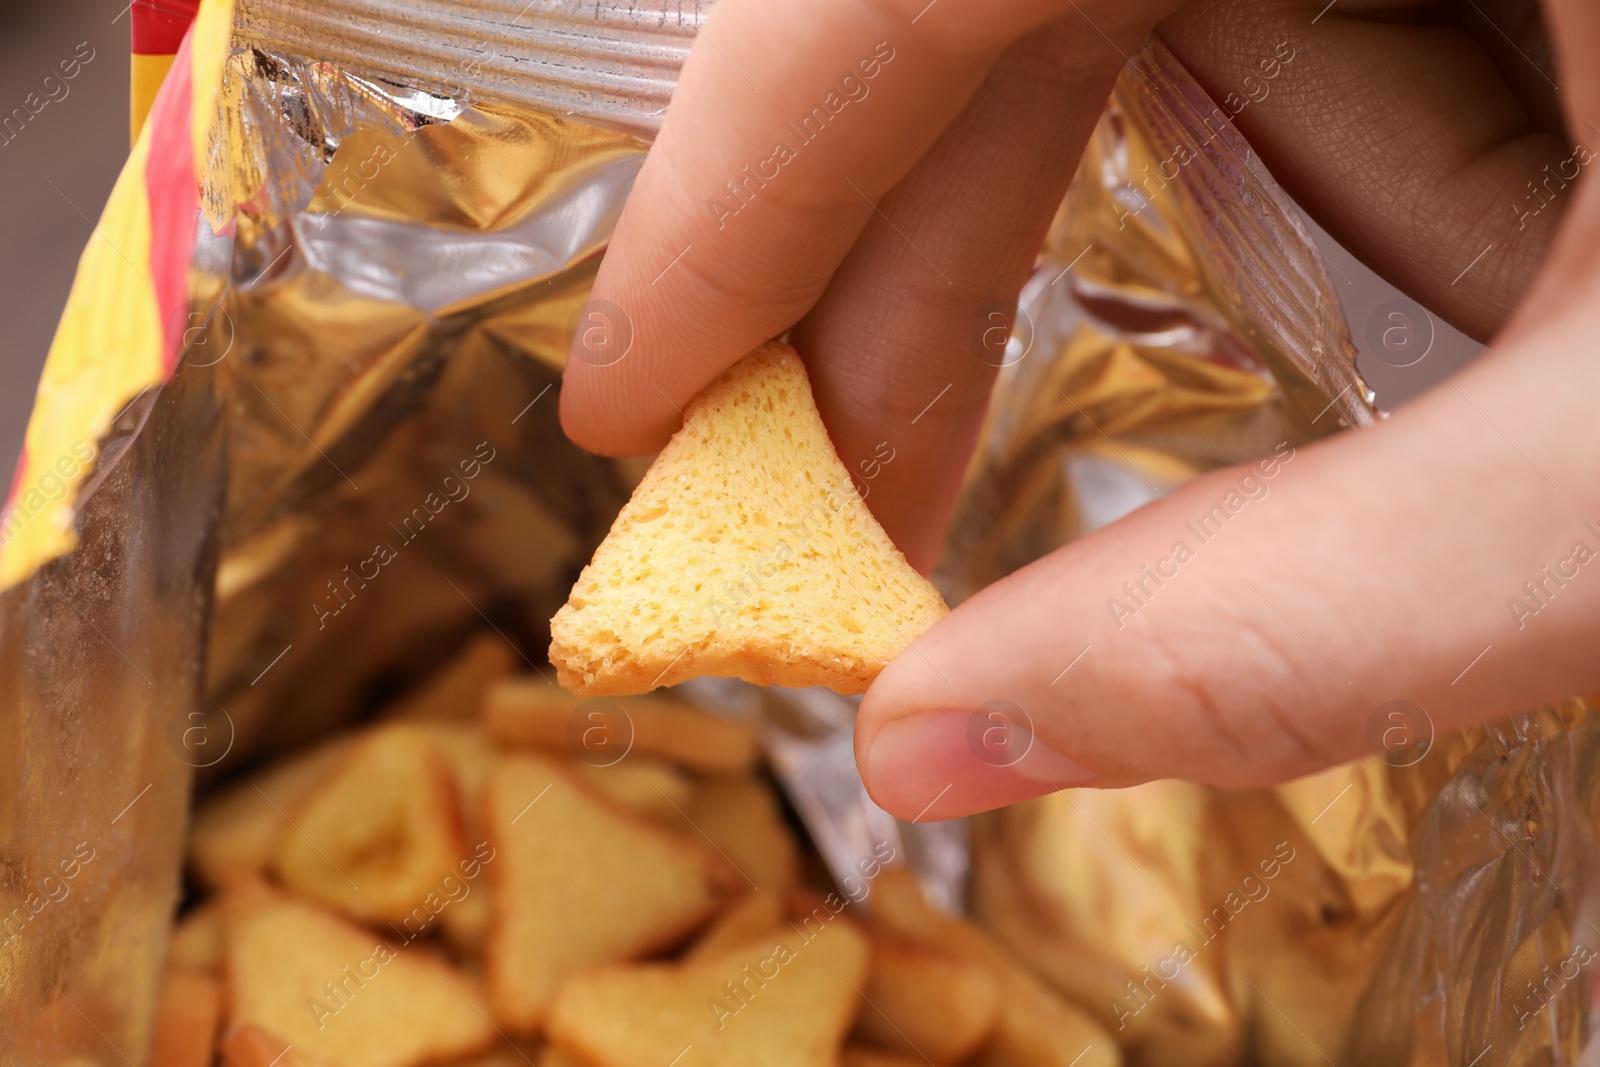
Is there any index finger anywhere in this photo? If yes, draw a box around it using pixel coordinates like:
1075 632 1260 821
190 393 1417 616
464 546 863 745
557 0 1119 456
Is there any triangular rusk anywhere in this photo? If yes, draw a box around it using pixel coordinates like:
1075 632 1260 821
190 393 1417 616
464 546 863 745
549 342 947 695
686 887 787 961
224 891 496 1067
484 754 721 1032
548 916 868 1067
272 723 466 925
852 933 1000 1063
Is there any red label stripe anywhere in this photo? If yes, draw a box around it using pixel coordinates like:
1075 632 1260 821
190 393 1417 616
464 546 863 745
131 0 200 56
142 25 200 373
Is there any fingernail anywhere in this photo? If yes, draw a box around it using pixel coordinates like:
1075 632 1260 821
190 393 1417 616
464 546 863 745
862 707 1094 822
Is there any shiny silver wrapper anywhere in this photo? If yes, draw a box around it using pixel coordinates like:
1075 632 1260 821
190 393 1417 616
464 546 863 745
2 3 1598 1065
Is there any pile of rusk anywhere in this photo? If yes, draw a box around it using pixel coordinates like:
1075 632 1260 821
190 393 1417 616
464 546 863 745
150 345 1113 1066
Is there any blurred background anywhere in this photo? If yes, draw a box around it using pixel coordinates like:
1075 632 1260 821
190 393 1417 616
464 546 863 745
1 2 130 482
0 5 1482 486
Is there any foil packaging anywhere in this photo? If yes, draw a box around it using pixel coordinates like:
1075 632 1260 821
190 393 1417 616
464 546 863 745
3 2 1598 1065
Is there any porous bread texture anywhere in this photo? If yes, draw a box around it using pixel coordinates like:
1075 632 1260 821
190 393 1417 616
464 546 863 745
550 342 947 695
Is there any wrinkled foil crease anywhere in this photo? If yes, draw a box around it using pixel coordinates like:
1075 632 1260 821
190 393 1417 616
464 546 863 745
209 50 435 244
207 62 648 769
5 5 1599 1064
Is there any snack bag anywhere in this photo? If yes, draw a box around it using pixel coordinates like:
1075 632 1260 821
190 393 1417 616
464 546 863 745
2 3 1596 1065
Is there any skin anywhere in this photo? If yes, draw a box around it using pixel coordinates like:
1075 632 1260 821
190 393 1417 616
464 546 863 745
560 0 1600 820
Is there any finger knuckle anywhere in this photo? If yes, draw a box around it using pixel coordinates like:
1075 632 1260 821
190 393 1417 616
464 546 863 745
1143 604 1344 787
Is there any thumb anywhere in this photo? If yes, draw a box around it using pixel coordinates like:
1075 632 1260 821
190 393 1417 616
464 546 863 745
855 315 1600 820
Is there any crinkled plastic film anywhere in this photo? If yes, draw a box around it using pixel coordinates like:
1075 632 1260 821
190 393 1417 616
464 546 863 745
3 4 1599 1065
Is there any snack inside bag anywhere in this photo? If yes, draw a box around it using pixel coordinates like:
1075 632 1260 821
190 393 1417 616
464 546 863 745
4 3 1600 1066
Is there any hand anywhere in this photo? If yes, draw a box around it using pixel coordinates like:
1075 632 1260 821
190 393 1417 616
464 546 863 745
556 0 1598 815
860 0 1600 818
